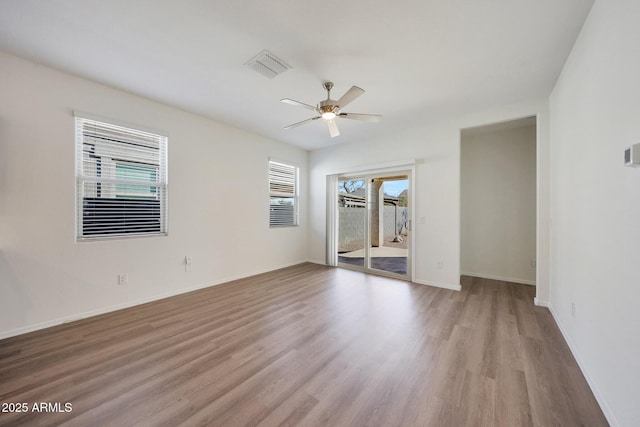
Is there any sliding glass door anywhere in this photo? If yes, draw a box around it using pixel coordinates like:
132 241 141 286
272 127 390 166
337 172 410 279
337 177 367 269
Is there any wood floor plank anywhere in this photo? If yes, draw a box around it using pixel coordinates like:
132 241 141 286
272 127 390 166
495 363 533 427
0 265 608 426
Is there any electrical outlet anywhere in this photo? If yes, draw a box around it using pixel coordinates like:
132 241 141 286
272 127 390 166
118 274 128 285
436 261 444 269
571 302 576 317
185 256 192 272
530 259 537 268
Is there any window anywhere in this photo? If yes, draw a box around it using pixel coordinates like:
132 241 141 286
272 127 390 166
75 116 168 239
269 160 298 227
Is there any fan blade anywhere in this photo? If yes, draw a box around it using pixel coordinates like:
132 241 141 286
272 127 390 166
281 98 317 111
327 119 340 138
284 116 321 129
336 86 365 109
338 113 382 122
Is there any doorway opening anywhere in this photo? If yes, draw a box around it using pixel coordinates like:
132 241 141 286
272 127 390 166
336 172 411 279
460 116 537 287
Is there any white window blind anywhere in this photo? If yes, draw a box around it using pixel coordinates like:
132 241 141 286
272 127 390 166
75 116 168 239
269 160 298 227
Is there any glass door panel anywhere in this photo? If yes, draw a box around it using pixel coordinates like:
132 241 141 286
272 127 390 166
337 178 367 269
367 176 409 277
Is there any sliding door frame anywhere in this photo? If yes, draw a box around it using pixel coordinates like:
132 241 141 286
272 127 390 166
328 161 415 281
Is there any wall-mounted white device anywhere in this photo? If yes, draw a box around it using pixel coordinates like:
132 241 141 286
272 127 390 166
624 143 640 167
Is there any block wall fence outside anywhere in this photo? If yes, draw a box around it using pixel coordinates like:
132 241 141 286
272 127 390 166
338 206 408 251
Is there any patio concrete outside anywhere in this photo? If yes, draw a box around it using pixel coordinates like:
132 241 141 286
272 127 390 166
338 245 408 276
339 246 407 258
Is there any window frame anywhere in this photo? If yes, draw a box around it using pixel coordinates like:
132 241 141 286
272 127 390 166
75 114 168 240
268 160 299 228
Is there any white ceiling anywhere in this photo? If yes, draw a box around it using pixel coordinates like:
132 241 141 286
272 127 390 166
0 0 594 151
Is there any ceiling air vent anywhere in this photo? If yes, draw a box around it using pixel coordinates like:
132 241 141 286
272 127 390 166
245 50 291 79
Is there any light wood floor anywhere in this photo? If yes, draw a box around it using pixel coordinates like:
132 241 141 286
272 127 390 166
0 263 607 426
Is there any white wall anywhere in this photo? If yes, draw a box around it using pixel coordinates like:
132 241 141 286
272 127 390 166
308 100 550 295
0 52 308 338
461 124 537 285
548 1 640 426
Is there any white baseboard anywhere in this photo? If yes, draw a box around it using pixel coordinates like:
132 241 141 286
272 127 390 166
412 278 462 291
547 303 618 427
0 259 308 340
462 271 536 286
306 259 328 266
533 297 549 307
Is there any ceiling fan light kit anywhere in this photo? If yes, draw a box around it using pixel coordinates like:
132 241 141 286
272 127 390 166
282 81 382 138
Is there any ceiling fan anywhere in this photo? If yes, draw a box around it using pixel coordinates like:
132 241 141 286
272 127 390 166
281 81 382 138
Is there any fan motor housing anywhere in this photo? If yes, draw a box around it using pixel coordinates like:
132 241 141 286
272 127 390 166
319 100 337 113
